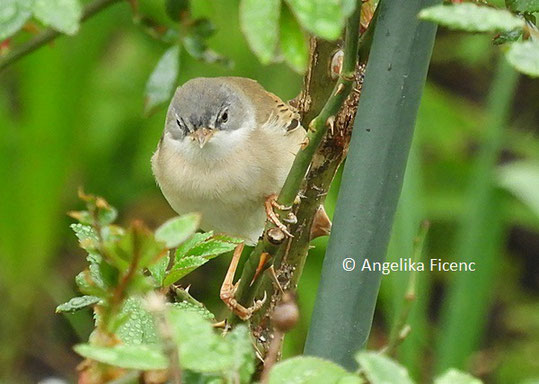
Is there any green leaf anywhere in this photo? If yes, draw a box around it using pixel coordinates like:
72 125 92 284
0 0 33 40
71 223 99 254
33 0 82 35
148 252 170 287
497 161 539 217
165 0 189 22
211 234 243 244
117 298 160 345
56 295 100 313
355 352 413 384
74 343 168 370
155 213 200 249
163 256 208 286
76 270 107 297
192 18 216 39
419 4 525 32
103 222 164 271
176 231 214 259
434 369 483 384
284 0 347 40
493 28 522 45
144 45 180 115
171 301 215 321
185 239 237 258
182 34 233 67
505 40 539 77
227 325 255 384
240 0 280 64
168 308 234 373
280 5 308 73
269 356 362 384
506 0 539 13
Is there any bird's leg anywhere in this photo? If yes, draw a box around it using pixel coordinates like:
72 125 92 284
220 243 267 320
264 194 294 237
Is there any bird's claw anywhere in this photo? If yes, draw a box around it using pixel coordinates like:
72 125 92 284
265 194 294 238
220 243 267 320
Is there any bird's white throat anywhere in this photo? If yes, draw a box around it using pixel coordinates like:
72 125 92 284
165 123 252 163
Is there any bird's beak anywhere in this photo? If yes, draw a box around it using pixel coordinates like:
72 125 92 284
190 128 214 148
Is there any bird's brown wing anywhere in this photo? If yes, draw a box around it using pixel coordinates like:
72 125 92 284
224 77 302 133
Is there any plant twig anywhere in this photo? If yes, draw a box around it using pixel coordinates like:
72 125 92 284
384 220 430 355
0 0 122 73
230 1 365 359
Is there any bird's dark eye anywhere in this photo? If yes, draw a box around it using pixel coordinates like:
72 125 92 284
220 110 228 123
176 118 186 131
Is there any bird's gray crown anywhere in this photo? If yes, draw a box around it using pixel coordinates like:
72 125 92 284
165 77 252 140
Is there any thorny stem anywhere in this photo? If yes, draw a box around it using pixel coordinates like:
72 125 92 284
278 4 361 207
173 286 205 307
0 0 123 73
231 0 365 338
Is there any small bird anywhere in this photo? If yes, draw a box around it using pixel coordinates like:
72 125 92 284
151 77 305 246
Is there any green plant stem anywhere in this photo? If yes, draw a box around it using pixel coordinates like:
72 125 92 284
231 3 363 328
278 6 361 207
0 0 122 73
173 286 204 307
385 221 429 355
304 0 441 370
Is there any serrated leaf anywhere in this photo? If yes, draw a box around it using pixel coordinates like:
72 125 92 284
71 223 99 254
155 213 200 249
105 221 166 271
497 161 539 216
269 356 362 384
74 343 168 370
168 308 234 373
211 234 243 244
280 5 308 73
0 0 33 40
171 301 215 321
506 0 539 13
356 352 413 384
176 231 214 259
148 252 170 287
164 256 207 286
56 295 100 313
434 369 483 384
185 239 237 258
33 0 82 35
240 0 280 64
285 0 347 40
117 298 160 345
144 45 180 115
76 270 106 297
505 39 539 77
419 4 524 32
227 325 255 384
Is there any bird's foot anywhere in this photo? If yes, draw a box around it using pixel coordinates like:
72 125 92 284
220 243 267 320
264 194 294 238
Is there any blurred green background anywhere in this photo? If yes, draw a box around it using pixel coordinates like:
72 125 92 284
0 0 538 383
